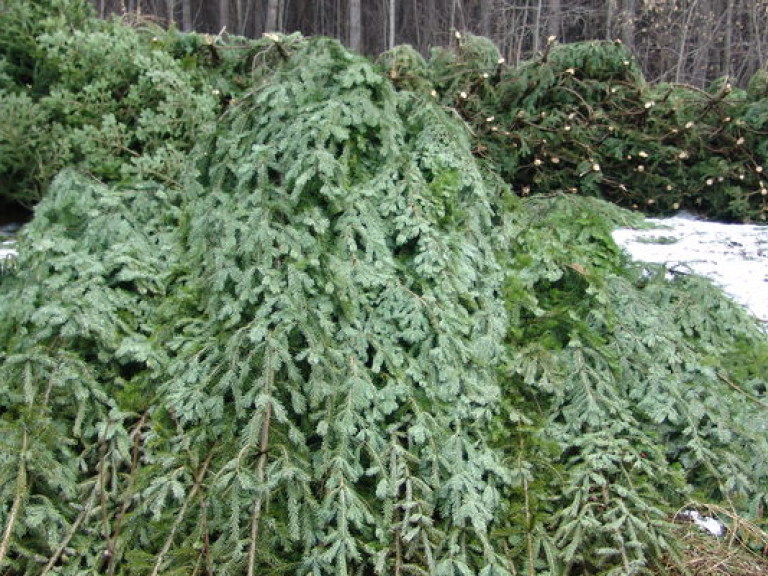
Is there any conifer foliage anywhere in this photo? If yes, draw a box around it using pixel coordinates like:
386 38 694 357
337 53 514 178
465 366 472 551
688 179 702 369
1 36 512 574
0 0 239 204
495 194 768 574
158 37 510 575
419 35 768 222
1 13 768 576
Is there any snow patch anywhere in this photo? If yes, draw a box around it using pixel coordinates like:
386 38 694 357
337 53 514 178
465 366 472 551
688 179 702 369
0 223 19 266
613 212 768 322
676 509 727 538
0 241 16 260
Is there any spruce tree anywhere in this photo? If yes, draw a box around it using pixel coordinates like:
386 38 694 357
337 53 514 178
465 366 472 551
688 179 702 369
494 193 768 574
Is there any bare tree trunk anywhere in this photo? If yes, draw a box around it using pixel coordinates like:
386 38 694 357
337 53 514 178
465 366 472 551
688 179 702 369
266 0 280 31
389 0 396 49
165 0 175 27
181 0 192 30
454 0 467 30
723 0 734 77
619 0 636 50
508 0 531 64
676 0 700 83
752 0 766 77
349 0 363 51
548 0 561 40
233 0 243 34
413 0 422 49
606 0 617 39
533 0 543 54
690 0 717 84
480 0 494 37
219 0 229 31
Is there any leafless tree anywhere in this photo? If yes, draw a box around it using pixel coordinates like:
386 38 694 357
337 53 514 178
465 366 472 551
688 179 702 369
88 0 768 88
349 0 362 52
266 0 281 32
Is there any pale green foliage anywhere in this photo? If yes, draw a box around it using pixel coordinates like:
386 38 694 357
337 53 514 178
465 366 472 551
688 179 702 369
0 38 512 574
0 171 175 573
160 37 510 574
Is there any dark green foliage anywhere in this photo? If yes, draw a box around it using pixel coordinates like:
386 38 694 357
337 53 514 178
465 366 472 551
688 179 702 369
428 40 768 222
0 0 94 95
494 194 768 573
1 22 767 576
0 0 244 204
428 33 504 99
377 44 433 94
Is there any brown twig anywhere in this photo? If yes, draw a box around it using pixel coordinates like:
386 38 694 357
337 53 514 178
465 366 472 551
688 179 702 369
247 343 275 576
106 412 148 575
42 477 100 574
717 371 768 410
0 429 28 568
150 451 214 576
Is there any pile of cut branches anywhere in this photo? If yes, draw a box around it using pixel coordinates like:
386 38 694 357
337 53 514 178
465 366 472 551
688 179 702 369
1 6 767 575
383 35 768 222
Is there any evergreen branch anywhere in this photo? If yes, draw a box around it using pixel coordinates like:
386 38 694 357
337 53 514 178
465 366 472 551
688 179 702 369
106 411 148 575
447 108 477 137
717 371 768 410
150 451 214 576
248 340 275 576
601 484 631 572
389 438 404 576
0 429 27 569
193 502 212 576
203 26 227 66
394 527 403 576
246 403 272 576
668 82 714 100
99 440 110 560
518 436 535 576
41 474 100 574
539 38 556 63
558 86 595 119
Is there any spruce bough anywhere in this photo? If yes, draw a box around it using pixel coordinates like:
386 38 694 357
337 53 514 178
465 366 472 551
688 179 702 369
0 34 767 575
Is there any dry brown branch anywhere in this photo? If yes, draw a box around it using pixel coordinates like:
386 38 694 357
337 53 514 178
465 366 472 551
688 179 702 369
0 430 27 568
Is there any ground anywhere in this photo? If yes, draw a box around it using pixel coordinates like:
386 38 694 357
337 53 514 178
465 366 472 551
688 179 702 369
614 212 768 323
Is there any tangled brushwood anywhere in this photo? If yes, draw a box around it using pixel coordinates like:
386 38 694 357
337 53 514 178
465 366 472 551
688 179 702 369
1 3 768 575
387 34 768 223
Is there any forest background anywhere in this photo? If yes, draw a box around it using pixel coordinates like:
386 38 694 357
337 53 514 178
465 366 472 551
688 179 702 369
94 0 768 89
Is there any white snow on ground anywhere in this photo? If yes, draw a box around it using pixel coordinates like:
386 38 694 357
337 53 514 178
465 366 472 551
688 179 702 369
1 223 19 270
1 241 16 261
676 510 727 537
613 212 768 323
1 223 17 263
